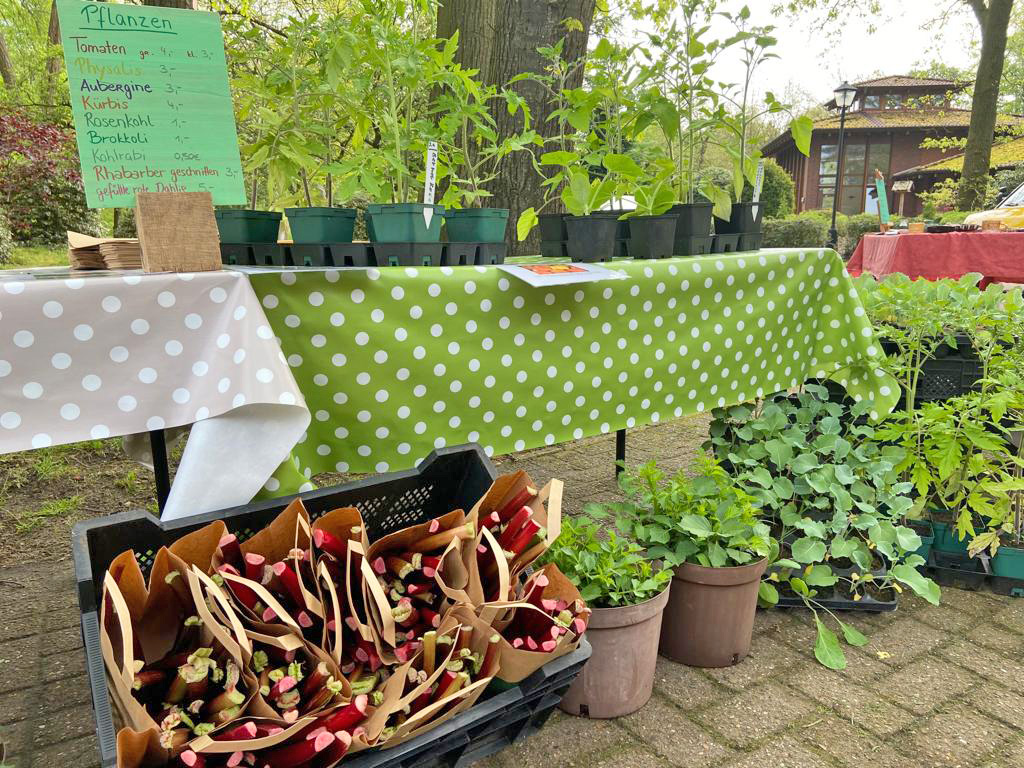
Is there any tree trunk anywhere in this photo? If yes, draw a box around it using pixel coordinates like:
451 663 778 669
0 31 15 89
488 0 595 254
436 0 497 83
957 0 1014 210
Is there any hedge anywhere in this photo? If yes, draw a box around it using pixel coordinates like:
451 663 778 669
741 158 795 219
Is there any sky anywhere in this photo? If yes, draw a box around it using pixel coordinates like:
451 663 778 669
623 0 980 108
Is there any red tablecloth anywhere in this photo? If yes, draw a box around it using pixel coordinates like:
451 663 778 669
847 231 1024 284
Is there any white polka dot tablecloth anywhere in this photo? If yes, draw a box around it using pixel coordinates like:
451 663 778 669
245 248 898 482
0 269 310 519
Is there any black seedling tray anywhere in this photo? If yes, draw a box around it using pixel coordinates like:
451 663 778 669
774 564 897 612
711 233 740 253
74 445 588 768
221 242 507 268
738 232 763 251
880 334 983 404
675 235 714 256
923 549 1024 596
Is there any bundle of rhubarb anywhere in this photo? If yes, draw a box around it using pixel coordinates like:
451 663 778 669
100 470 579 767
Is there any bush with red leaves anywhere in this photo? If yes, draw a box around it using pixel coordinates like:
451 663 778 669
0 112 99 245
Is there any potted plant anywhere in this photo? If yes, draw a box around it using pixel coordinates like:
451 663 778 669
599 454 772 668
640 0 733 251
344 0 445 242
706 385 942 669
608 153 679 259
543 513 671 719
434 59 536 243
235 18 358 244
713 8 811 238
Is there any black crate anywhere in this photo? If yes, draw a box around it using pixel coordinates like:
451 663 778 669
675 235 714 256
880 334 983 403
345 640 591 768
373 242 445 267
476 243 507 266
74 445 509 767
925 550 990 591
737 233 763 251
540 240 566 259
443 242 479 266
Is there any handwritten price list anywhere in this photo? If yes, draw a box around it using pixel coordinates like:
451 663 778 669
57 0 245 208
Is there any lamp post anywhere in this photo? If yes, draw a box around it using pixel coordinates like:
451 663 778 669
827 81 858 251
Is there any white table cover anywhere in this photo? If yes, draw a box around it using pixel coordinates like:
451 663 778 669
0 269 310 519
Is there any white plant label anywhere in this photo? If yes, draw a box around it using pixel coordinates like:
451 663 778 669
751 159 765 221
423 141 439 228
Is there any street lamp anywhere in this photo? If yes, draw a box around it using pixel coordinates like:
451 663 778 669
827 81 858 251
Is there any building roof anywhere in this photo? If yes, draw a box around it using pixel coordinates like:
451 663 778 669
762 110 1024 155
852 75 963 89
893 135 1024 179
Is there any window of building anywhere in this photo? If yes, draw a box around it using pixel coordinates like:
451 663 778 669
818 138 892 213
886 93 903 109
863 94 881 109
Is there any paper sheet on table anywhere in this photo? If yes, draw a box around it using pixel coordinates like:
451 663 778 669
496 262 628 287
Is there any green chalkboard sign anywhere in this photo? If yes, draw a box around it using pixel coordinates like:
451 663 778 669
57 0 245 208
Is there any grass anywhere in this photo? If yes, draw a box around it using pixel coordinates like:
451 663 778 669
115 469 138 491
14 495 82 534
3 246 67 270
32 451 69 481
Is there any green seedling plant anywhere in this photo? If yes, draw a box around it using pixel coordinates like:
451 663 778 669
539 513 671 608
605 152 678 217
432 38 537 209
705 385 940 669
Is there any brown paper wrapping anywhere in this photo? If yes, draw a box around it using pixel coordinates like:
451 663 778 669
115 727 167 768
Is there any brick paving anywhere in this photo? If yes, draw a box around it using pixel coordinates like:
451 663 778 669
3 416 1024 767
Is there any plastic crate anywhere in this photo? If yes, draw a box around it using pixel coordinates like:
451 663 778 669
76 444 580 768
879 334 982 403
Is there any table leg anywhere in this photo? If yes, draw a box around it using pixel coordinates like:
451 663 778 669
149 429 171 512
615 429 626 477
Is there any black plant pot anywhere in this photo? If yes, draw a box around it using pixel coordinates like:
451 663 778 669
539 213 568 242
565 214 617 262
670 201 714 238
715 201 763 235
628 214 678 259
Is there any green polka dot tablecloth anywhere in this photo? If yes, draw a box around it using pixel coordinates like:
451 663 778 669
245 248 898 494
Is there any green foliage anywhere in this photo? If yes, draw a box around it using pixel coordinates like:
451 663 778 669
540 513 671 608
854 274 1024 552
598 454 773 569
740 157 794 218
994 164 1024 198
938 210 980 225
838 213 878 259
705 384 941 668
761 212 828 248
15 495 82 534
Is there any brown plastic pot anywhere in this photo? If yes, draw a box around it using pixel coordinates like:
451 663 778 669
559 583 670 719
659 558 767 667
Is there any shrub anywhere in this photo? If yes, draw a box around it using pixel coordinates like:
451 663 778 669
938 210 979 224
762 212 828 248
993 165 1024 200
0 211 13 264
839 213 878 258
0 112 99 245
741 157 795 218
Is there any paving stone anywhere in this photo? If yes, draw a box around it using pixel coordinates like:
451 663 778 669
937 639 1024 690
932 585 1004 617
854 618 949 668
38 626 85 658
753 607 795 635
965 622 1024 658
907 708 1013 767
0 675 91 727
913 603 988 634
27 701 97 748
24 733 100 768
652 657 728 712
499 711 632 768
992 600 1024 635
800 716 925 768
999 735 1024 767
877 656 978 715
691 683 816 749
967 684 1024 732
785 666 915 738
591 745 670 768
722 736 831 768
619 694 733 768
703 633 804 692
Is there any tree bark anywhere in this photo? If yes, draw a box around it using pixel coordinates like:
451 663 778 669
957 0 1014 210
488 0 595 254
0 31 15 89
436 0 497 83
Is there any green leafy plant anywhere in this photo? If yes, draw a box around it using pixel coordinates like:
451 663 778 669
705 385 940 669
540 513 671 608
593 453 772 569
606 153 678 217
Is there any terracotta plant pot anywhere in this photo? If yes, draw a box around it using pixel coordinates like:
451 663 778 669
660 558 767 667
560 584 670 719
